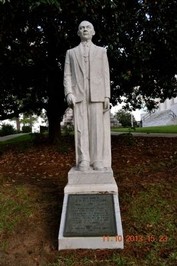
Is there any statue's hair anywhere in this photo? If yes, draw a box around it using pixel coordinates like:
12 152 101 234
78 21 94 30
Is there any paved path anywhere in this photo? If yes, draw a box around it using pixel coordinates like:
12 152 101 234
0 133 29 142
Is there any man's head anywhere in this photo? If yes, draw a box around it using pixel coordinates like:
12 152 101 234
77 20 95 41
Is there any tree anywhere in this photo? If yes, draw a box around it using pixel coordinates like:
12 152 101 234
115 109 136 128
0 0 67 142
0 0 177 142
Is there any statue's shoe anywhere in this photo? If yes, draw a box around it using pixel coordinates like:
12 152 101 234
78 160 90 171
93 162 104 171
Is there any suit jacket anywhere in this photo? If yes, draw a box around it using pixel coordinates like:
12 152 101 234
63 42 110 103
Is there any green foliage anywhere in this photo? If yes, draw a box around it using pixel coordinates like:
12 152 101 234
115 109 133 127
20 114 37 127
0 0 177 141
0 124 16 136
22 125 32 133
61 122 74 136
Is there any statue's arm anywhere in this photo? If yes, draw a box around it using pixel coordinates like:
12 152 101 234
64 50 72 96
63 50 75 107
103 48 110 110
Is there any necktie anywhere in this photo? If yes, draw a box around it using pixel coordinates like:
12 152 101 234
83 42 89 57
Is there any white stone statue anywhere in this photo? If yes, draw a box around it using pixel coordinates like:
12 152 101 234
64 20 111 171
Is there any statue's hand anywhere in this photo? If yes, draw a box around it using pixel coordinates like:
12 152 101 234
66 93 76 108
104 97 110 111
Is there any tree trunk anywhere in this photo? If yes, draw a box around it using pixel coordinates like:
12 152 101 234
46 21 66 143
47 100 62 143
15 117 21 132
47 90 67 143
29 115 33 129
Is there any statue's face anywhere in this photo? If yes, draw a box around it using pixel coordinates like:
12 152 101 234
77 21 95 41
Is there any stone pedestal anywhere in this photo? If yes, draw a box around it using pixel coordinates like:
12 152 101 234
58 168 123 250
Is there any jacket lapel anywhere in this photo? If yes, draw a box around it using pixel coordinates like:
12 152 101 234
74 44 84 75
74 43 97 76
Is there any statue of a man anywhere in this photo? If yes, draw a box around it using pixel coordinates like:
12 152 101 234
64 20 111 171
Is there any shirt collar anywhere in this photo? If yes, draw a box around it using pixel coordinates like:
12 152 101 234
81 40 92 48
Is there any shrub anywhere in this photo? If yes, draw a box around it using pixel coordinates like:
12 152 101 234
62 122 74 136
0 124 16 136
22 126 32 133
115 109 137 128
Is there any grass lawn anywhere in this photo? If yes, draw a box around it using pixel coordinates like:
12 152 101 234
0 124 177 149
112 125 177 134
0 134 33 143
0 135 177 265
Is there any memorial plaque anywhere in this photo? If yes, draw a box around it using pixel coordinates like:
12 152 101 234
64 194 117 237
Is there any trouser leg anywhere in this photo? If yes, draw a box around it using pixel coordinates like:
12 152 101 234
74 101 90 164
88 102 104 165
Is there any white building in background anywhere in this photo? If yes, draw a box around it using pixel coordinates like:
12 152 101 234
142 97 177 127
158 97 177 112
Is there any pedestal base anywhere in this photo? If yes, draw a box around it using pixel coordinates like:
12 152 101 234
58 168 123 250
